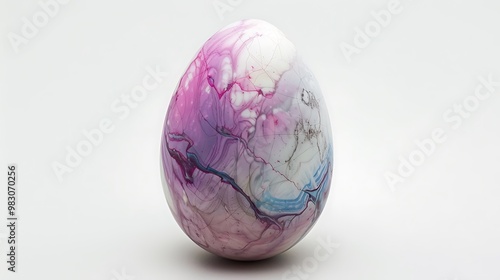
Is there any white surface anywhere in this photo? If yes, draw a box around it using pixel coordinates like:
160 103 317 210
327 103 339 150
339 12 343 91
1 0 500 279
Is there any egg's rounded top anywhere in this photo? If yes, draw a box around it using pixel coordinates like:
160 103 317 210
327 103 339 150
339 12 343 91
197 19 297 96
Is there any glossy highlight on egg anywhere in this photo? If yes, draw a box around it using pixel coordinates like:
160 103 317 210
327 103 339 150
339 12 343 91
160 19 333 260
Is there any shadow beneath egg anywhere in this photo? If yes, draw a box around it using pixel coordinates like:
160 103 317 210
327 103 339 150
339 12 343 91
150 234 325 274
195 251 293 272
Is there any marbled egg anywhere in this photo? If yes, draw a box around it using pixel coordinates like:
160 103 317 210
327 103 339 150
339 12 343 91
160 19 333 260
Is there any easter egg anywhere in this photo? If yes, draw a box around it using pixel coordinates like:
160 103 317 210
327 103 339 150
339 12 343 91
160 19 333 260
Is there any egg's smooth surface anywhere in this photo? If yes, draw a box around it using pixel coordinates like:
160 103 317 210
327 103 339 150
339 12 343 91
160 19 333 260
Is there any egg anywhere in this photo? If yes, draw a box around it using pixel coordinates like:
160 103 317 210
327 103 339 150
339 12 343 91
160 19 333 260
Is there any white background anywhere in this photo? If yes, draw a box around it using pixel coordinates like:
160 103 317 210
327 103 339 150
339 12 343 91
1 0 500 279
